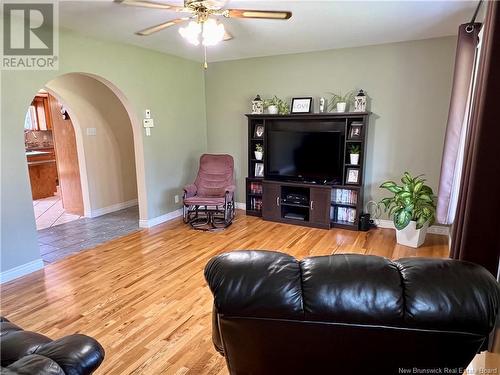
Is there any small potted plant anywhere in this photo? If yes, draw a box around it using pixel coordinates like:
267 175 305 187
379 172 436 248
329 91 355 112
349 144 360 165
264 96 289 115
255 144 263 160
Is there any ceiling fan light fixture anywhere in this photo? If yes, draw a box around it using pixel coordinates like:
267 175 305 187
179 20 202 46
201 18 225 46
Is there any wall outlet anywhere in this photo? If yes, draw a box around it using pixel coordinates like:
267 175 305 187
144 109 151 119
174 195 179 204
86 127 97 136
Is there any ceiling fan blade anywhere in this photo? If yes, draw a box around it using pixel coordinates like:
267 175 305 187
135 17 191 36
226 9 292 20
116 0 187 11
223 30 233 41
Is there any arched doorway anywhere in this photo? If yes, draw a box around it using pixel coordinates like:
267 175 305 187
23 72 147 262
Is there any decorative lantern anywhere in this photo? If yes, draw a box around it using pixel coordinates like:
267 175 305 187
251 95 264 114
354 89 367 112
319 97 326 113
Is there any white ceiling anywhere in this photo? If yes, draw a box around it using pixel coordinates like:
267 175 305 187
59 0 477 62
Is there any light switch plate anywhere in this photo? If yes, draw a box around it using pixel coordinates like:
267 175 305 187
143 118 154 128
144 109 151 119
86 127 96 136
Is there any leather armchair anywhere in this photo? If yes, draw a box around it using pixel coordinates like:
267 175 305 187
0 317 104 374
205 251 500 375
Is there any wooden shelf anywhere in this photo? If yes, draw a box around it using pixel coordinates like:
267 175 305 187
332 184 362 190
246 113 369 231
281 202 309 209
331 202 357 208
246 112 370 119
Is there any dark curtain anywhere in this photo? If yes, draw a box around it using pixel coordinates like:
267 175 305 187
451 1 500 278
436 23 480 225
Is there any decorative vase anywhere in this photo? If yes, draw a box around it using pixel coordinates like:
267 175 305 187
336 102 347 112
396 221 429 248
267 105 278 115
350 154 359 165
254 151 263 160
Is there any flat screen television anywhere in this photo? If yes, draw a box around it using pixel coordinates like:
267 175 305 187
266 129 344 183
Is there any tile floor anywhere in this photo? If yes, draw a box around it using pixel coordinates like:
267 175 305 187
33 195 82 230
37 205 140 264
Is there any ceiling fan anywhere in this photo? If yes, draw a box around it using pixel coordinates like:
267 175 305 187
115 0 292 67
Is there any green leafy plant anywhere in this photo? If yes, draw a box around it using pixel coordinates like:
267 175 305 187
264 96 290 115
328 90 355 111
379 172 436 230
255 144 263 153
349 145 361 154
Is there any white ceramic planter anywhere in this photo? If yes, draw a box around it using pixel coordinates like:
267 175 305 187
350 154 359 165
336 102 347 112
267 105 278 115
396 221 429 248
254 151 263 160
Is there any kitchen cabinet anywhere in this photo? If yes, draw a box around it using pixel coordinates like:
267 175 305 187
26 150 58 200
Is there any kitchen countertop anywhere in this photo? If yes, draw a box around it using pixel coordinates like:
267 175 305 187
26 150 52 156
28 160 56 166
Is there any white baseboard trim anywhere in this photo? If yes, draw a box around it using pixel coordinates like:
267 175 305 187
377 219 449 236
140 202 246 229
0 259 44 284
89 199 138 218
139 208 183 228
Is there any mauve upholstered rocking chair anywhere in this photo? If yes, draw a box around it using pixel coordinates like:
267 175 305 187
183 154 236 230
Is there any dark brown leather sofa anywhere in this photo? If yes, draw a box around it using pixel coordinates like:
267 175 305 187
205 250 500 375
0 317 104 374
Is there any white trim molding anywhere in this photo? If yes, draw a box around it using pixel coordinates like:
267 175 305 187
89 199 138 218
0 259 44 284
140 202 247 229
377 219 450 236
139 208 183 228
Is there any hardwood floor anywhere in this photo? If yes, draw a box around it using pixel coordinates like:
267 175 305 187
1 211 497 374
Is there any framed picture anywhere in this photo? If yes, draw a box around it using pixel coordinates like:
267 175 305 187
346 168 360 185
349 124 363 139
254 124 265 138
255 163 264 177
291 97 313 114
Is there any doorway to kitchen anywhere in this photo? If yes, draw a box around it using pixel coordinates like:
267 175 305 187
25 90 84 230
23 73 146 264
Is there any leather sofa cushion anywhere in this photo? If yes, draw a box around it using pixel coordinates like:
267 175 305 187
301 254 404 325
398 258 500 335
205 251 500 336
205 250 303 319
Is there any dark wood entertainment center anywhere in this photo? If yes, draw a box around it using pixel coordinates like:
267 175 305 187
246 112 370 231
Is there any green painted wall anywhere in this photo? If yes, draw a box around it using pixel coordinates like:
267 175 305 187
204 37 456 213
1 30 457 275
1 27 207 272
